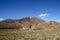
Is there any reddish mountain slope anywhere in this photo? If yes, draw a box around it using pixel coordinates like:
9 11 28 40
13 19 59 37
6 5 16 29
0 16 60 30
0 16 45 29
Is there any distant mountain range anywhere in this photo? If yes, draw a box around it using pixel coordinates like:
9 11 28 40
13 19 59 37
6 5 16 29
0 16 60 30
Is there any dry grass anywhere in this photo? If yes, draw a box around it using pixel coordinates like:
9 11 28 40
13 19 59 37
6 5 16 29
0 29 60 40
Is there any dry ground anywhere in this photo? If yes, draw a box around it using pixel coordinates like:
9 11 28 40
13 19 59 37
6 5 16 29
0 29 60 40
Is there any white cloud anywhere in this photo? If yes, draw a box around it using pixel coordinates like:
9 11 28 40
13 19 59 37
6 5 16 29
0 18 4 21
38 13 48 17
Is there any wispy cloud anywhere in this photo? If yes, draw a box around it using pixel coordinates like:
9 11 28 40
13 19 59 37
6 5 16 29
38 13 48 18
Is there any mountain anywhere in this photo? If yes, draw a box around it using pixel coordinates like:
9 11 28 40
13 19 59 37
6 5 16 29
0 19 15 23
18 16 45 23
18 16 45 29
0 16 45 29
40 21 60 29
0 16 60 30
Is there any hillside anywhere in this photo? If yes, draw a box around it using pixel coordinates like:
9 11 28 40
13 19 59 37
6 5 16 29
0 16 60 40
40 21 60 29
0 16 60 30
0 16 45 29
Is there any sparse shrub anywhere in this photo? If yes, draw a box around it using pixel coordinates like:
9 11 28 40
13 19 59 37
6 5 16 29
24 38 29 40
34 28 43 30
0 37 6 40
56 38 60 40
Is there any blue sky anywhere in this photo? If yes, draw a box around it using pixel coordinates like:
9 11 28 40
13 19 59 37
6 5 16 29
0 0 60 22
